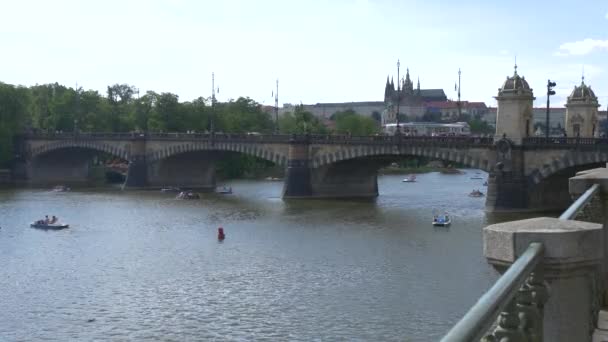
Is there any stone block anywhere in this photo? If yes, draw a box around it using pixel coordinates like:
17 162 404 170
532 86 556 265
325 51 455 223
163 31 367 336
593 327 608 342
484 217 603 266
597 310 608 330
570 167 608 197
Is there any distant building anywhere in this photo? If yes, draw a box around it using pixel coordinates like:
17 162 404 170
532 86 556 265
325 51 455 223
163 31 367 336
280 102 384 120
424 101 488 121
382 68 447 124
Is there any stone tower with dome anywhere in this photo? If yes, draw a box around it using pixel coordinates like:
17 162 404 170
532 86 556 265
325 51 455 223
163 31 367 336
494 65 535 144
565 77 600 137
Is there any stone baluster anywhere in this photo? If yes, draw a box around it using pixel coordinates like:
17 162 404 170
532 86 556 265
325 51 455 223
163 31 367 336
482 297 526 341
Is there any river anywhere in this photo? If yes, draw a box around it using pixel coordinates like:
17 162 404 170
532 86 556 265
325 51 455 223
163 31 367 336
0 171 535 341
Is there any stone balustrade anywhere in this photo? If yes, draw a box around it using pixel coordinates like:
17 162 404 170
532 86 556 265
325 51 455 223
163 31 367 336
443 164 608 342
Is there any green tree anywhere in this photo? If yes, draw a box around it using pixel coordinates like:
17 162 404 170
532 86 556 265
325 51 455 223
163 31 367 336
279 104 327 134
216 97 274 133
107 84 137 131
468 118 494 135
0 83 30 166
332 110 378 135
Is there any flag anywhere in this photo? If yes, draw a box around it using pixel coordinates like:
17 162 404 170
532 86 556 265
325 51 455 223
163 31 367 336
217 87 220 93
454 82 457 91
272 90 274 97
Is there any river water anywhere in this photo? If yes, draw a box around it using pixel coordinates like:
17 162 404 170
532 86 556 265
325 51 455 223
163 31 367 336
0 171 533 341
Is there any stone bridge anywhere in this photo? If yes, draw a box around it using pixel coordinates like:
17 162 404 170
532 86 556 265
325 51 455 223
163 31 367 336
12 132 608 212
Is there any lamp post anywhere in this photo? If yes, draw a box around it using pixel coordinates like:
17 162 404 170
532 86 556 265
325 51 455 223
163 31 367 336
210 72 216 135
546 79 557 139
274 79 279 134
457 68 462 119
396 59 401 135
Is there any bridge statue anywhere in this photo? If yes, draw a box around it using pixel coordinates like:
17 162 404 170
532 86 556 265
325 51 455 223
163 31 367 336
10 68 608 212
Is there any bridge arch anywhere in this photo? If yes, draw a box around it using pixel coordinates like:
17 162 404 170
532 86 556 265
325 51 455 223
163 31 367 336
311 145 491 172
526 150 608 185
29 140 130 161
148 142 288 166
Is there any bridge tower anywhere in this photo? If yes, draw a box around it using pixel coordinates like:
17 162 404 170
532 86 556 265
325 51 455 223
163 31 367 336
494 64 534 144
487 65 535 211
565 77 600 138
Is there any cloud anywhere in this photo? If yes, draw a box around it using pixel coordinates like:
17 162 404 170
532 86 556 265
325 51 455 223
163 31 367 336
557 38 608 55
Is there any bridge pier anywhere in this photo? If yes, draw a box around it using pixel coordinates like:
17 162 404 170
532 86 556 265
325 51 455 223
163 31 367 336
123 156 149 188
123 138 148 189
282 136 380 199
282 137 312 198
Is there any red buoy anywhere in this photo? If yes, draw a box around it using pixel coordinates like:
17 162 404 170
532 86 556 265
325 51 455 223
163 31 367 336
218 227 225 241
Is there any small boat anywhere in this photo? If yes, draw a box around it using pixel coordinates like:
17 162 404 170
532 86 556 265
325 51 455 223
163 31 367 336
176 191 200 199
470 176 484 180
30 222 69 229
264 177 282 181
52 185 70 192
402 174 417 183
469 190 484 197
483 181 488 186
161 187 181 193
432 214 451 227
217 186 232 194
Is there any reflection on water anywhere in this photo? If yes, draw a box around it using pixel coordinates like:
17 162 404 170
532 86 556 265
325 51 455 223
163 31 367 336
0 170 537 341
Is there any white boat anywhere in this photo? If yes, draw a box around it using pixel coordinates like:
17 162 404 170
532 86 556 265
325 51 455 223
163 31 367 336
176 191 200 199
52 185 70 192
402 174 417 183
30 222 69 229
432 214 451 227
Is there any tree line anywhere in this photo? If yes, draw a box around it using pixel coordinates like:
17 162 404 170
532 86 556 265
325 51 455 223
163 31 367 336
0 81 379 169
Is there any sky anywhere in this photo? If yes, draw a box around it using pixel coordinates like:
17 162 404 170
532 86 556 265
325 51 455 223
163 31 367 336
1 0 607 108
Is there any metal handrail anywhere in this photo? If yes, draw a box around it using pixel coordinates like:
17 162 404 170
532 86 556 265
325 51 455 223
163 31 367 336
559 183 600 220
441 242 544 342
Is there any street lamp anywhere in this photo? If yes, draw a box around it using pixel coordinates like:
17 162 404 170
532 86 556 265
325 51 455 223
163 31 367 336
546 79 557 139
274 79 279 134
396 59 401 135
210 72 216 135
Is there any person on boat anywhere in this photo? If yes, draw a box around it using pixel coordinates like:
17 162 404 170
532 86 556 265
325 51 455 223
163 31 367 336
44 215 50 224
51 216 57 224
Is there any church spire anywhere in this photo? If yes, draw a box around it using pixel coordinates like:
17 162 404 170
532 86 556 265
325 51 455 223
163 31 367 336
404 68 413 93
385 76 391 98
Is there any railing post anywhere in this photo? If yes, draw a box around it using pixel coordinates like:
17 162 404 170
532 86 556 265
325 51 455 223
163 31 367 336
484 217 604 341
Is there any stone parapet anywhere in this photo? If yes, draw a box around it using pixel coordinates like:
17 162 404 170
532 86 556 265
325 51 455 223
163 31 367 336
484 217 603 342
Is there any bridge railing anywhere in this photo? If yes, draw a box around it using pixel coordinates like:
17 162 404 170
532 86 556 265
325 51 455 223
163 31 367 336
308 134 494 146
523 136 608 147
442 168 608 342
441 242 546 341
23 132 496 146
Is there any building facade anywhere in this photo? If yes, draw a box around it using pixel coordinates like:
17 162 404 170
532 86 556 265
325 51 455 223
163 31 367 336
382 68 447 124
